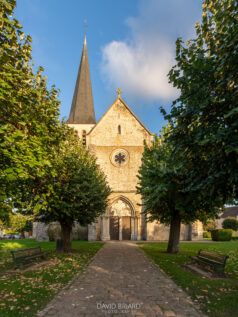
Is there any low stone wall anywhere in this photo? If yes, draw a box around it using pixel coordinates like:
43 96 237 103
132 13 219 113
33 222 88 242
145 221 203 241
191 221 204 240
33 222 49 241
87 218 204 241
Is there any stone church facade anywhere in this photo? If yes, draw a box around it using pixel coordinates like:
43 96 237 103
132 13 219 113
66 36 203 242
33 36 203 241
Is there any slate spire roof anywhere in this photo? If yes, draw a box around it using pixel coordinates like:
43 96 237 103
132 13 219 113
67 36 96 124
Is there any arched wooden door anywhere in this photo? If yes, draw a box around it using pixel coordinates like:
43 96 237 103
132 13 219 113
108 197 136 240
122 216 131 240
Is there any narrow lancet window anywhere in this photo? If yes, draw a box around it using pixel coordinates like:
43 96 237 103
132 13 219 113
118 125 121 134
82 130 87 146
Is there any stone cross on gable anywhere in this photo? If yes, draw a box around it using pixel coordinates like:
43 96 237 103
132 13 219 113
116 88 122 98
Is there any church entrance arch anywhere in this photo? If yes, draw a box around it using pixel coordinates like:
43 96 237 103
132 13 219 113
106 197 138 240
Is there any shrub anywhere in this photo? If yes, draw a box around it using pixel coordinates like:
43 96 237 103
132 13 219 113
203 220 217 232
232 236 238 241
222 217 238 231
211 229 233 241
203 231 211 238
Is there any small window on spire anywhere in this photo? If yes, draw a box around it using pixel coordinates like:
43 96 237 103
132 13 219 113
82 130 86 146
118 125 121 134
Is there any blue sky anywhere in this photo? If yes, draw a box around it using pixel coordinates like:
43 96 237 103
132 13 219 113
15 0 203 134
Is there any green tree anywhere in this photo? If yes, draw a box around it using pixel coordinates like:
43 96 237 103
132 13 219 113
203 219 217 232
137 127 220 253
164 0 238 205
0 0 62 220
35 131 111 252
222 217 238 231
0 219 4 231
7 212 32 237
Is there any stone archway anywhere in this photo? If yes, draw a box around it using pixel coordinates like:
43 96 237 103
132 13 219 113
101 197 138 241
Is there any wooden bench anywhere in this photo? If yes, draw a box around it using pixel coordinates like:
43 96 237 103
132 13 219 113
190 249 229 275
11 247 49 268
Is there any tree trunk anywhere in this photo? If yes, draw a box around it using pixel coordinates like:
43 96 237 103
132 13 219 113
167 211 181 254
60 222 72 252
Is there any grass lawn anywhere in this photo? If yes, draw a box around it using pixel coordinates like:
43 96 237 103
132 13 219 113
0 239 104 317
138 241 238 317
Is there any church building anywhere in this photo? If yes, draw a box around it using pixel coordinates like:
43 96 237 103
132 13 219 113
66 36 203 241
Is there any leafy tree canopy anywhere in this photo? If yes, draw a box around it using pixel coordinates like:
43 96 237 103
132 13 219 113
203 219 217 232
5 212 33 234
137 126 221 253
164 0 238 204
0 1 110 251
0 0 63 219
33 130 111 251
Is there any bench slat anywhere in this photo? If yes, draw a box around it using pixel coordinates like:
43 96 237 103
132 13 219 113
190 249 229 274
12 247 42 258
198 256 224 265
199 250 226 260
11 247 48 268
195 257 223 267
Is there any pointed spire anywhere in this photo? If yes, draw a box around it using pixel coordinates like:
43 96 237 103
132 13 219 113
67 35 96 124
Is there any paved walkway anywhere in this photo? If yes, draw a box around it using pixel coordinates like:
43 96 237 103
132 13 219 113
37 242 205 317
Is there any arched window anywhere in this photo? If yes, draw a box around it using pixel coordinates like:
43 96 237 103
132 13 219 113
118 125 121 134
82 130 86 146
74 130 78 137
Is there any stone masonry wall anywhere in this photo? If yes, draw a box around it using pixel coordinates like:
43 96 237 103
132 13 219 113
33 222 88 242
86 99 154 240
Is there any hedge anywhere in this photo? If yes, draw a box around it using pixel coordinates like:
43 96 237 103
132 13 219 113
222 217 238 231
211 229 233 241
203 231 211 238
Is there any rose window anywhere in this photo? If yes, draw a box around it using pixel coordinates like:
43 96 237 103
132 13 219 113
111 149 129 167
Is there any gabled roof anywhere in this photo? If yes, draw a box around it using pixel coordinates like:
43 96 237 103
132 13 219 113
67 36 96 124
88 96 153 135
221 206 238 218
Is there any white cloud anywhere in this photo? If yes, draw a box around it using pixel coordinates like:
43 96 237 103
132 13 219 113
101 0 201 102
102 39 175 100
